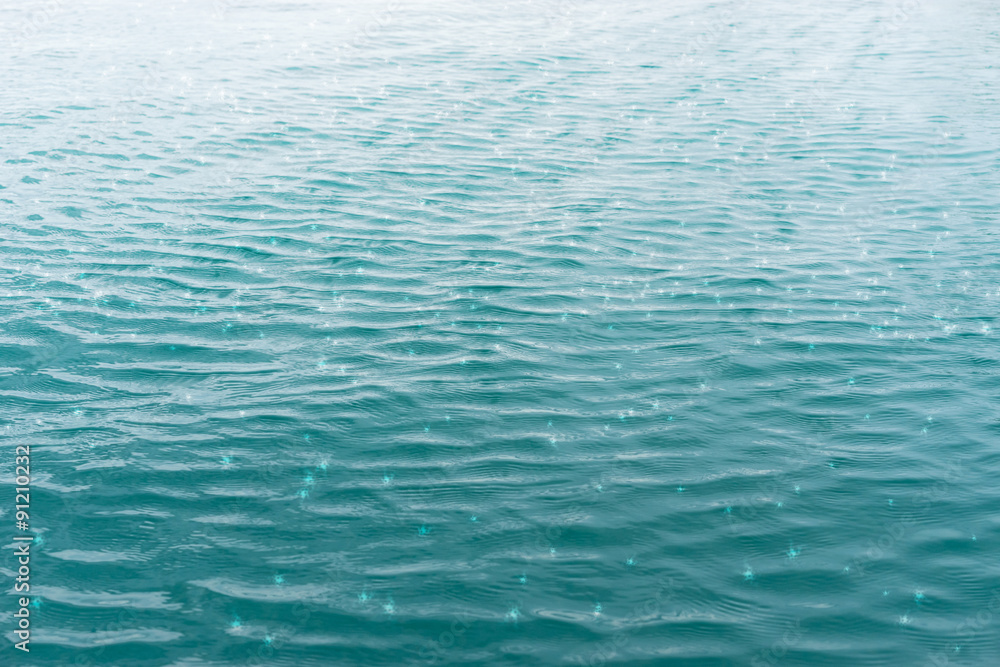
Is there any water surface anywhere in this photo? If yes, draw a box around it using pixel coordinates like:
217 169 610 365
2 0 999 665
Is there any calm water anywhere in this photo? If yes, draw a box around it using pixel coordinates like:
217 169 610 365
2 0 999 665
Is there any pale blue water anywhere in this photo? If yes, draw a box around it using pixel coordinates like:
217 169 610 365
2 0 999 665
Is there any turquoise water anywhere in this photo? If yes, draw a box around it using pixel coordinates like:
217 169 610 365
2 0 999 665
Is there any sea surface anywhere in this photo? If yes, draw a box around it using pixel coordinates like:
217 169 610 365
2 0 999 665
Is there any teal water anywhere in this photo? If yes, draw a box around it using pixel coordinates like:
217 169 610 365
2 0 999 665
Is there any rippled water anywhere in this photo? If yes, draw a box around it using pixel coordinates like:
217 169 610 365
2 0 999 665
